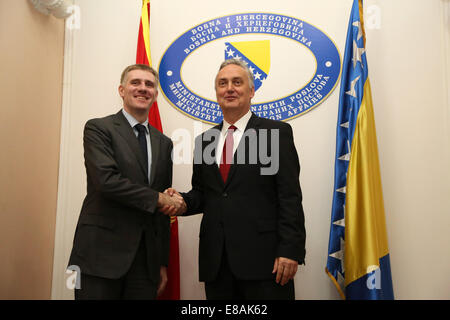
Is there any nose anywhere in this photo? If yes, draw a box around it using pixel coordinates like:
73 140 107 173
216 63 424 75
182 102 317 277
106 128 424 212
137 83 148 92
225 82 235 92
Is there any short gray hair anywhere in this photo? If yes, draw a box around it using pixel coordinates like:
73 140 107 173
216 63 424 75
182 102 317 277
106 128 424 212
218 58 255 89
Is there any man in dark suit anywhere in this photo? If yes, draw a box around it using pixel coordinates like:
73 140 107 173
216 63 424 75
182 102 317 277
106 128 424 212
163 59 306 299
68 64 183 300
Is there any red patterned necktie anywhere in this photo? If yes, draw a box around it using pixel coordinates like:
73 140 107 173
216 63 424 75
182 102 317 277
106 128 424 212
219 125 237 183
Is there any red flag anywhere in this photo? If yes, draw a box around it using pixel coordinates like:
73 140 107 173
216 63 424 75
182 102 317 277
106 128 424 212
137 0 180 300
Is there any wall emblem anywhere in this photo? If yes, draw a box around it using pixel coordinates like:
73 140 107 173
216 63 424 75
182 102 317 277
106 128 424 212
159 13 341 124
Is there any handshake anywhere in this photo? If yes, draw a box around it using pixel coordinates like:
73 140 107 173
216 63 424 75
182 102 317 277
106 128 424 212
157 188 187 216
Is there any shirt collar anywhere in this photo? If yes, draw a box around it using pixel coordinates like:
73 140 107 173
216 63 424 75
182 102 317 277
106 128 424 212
122 109 149 132
222 109 252 136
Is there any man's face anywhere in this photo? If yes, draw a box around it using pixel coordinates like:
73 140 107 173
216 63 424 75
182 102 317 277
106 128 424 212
215 64 255 115
119 69 158 115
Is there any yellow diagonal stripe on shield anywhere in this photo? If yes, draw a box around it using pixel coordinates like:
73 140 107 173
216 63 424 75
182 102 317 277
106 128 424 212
230 40 270 74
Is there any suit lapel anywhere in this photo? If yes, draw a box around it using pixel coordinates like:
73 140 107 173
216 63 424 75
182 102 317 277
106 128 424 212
225 113 261 187
148 125 161 186
113 111 148 178
205 123 225 187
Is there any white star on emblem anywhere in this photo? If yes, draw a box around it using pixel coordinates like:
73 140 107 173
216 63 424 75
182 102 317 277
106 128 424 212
254 72 262 80
352 21 363 41
345 75 360 98
340 121 349 128
226 49 235 58
258 77 266 87
249 66 255 73
352 40 365 69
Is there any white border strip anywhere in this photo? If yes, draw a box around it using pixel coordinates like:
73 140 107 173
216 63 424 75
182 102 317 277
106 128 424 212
51 0 76 300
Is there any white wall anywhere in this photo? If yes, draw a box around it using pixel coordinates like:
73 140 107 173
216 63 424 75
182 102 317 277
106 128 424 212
52 0 450 299
368 0 450 299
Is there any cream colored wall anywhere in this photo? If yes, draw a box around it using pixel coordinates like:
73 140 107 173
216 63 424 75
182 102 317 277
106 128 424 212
0 0 64 299
52 0 450 300
367 0 450 299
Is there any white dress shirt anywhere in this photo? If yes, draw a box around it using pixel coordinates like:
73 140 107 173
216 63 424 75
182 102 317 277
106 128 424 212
215 109 252 166
122 109 152 181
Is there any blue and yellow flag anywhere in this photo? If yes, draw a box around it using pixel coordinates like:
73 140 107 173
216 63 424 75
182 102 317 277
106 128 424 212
224 40 270 91
326 0 394 300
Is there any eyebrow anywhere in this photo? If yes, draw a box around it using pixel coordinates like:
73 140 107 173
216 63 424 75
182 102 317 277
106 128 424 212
129 78 155 84
217 76 244 82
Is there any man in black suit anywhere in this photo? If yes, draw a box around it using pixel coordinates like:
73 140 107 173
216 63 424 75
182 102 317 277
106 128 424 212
68 64 183 300
163 59 306 299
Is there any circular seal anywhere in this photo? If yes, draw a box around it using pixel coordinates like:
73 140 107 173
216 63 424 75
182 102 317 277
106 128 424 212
159 13 341 124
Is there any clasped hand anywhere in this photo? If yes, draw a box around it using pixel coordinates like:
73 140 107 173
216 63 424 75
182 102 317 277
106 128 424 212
158 188 186 216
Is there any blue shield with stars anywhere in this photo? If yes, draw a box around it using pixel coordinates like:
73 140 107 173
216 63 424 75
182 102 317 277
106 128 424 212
224 40 270 91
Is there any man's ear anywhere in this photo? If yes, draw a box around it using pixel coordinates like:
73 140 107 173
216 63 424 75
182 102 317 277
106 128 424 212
250 86 255 99
118 85 124 99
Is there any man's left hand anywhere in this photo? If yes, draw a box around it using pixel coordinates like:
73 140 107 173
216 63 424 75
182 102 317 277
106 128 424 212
272 257 298 286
